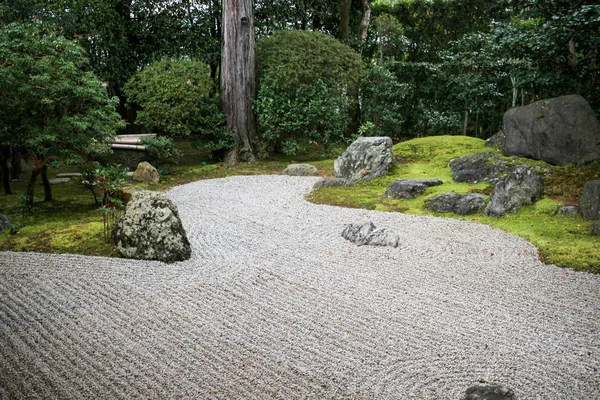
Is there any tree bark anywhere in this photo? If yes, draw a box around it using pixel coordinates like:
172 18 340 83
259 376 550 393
339 0 351 40
221 0 257 164
26 162 45 207
41 164 52 202
357 0 371 43
1 146 12 195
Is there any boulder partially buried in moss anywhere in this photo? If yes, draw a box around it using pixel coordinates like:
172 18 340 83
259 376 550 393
113 191 191 263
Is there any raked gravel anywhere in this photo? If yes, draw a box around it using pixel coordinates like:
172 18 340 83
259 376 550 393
1 175 599 399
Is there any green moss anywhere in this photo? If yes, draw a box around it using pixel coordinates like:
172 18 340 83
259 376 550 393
309 135 600 273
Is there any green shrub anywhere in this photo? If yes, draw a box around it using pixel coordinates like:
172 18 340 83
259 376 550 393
123 59 233 153
360 62 407 137
140 136 183 167
255 30 363 156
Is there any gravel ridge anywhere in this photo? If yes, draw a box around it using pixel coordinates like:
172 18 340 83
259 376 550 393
0 175 599 399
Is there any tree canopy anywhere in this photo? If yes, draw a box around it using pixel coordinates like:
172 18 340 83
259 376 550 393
0 21 122 202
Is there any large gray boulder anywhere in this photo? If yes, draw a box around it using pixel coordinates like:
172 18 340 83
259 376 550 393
426 193 487 215
449 152 510 184
113 191 191 263
485 165 545 217
282 163 318 176
334 137 394 184
501 95 600 165
385 178 443 200
341 222 399 247
580 180 600 220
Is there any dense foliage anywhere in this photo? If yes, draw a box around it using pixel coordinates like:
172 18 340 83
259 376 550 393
1 0 599 151
124 59 232 155
255 30 363 155
0 22 123 203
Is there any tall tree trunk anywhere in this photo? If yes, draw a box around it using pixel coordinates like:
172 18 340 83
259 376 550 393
339 0 351 40
357 0 371 45
221 0 257 164
463 108 470 136
41 164 52 202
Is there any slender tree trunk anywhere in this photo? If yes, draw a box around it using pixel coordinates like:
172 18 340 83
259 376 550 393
11 147 21 180
41 164 52 202
510 76 518 108
339 0 351 40
221 0 257 164
27 162 45 207
1 146 12 195
463 108 470 136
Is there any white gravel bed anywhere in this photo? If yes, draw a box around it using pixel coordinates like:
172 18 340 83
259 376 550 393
0 175 599 399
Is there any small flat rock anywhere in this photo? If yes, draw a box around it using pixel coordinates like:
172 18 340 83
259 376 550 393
385 178 441 200
558 206 579 217
426 193 487 215
47 178 71 184
282 164 318 176
464 384 516 400
313 177 351 190
56 173 83 178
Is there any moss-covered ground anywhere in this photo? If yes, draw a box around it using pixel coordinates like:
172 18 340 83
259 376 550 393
308 136 600 273
0 136 598 273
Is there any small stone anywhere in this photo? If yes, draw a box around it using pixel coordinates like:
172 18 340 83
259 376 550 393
485 130 506 149
132 161 159 184
464 384 516 400
341 222 399 248
558 206 579 217
385 178 442 200
313 178 351 190
580 180 600 220
592 220 600 236
282 163 318 176
0 213 11 232
341 222 376 246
